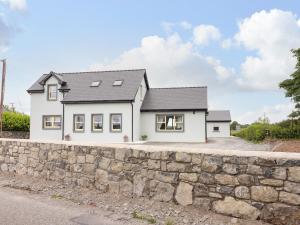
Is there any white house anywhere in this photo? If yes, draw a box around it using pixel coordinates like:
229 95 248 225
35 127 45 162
27 69 231 143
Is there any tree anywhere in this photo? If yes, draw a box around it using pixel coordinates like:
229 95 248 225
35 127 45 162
230 121 239 130
279 49 300 121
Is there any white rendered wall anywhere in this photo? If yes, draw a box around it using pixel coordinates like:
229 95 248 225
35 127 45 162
64 103 132 143
140 111 206 142
207 122 231 138
29 77 63 141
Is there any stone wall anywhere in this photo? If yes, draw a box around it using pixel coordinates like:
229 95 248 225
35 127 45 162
0 139 300 222
0 131 29 139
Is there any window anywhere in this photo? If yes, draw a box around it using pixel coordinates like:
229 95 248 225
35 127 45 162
213 126 219 132
156 114 184 132
73 114 85 132
110 114 122 132
43 115 61 129
90 81 101 87
47 84 57 101
113 80 123 86
91 114 103 132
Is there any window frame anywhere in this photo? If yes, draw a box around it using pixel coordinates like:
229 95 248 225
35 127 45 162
155 114 184 132
213 126 220 132
47 84 58 101
73 114 85 133
42 115 62 130
110 113 122 133
91 114 104 132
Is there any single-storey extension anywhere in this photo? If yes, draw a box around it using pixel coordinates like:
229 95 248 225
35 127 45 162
206 110 231 138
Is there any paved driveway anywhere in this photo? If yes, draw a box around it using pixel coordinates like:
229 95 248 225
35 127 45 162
142 137 272 151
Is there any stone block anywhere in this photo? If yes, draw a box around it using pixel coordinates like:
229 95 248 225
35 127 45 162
179 173 198 182
166 162 186 172
85 154 95 164
198 172 215 184
77 155 85 164
152 181 175 202
235 186 250 199
284 181 300 194
98 157 111 170
237 174 255 186
191 154 203 165
208 192 223 199
212 197 260 220
148 159 160 170
155 171 177 183
288 167 300 182
175 152 191 163
247 165 263 175
194 183 209 197
216 186 234 195
215 174 239 186
119 180 133 196
201 156 222 173
222 163 239 175
109 161 123 173
133 174 148 197
251 186 278 203
260 179 283 187
149 152 161 160
279 191 300 205
175 182 193 206
193 197 211 209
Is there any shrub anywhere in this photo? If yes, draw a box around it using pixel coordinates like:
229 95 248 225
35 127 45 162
233 123 300 142
2 111 30 132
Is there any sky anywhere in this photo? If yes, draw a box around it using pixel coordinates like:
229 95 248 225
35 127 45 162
0 0 299 124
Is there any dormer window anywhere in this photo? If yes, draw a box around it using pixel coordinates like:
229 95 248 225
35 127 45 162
90 81 101 87
47 84 57 101
113 80 123 86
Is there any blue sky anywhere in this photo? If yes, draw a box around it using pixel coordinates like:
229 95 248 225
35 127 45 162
0 0 300 123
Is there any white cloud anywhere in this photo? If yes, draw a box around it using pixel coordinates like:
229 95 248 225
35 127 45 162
193 25 221 46
0 14 13 52
179 21 192 30
236 102 294 124
235 9 300 90
221 38 232 49
0 0 26 10
89 33 233 89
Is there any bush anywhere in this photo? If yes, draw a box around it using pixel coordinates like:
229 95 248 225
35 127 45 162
233 123 300 142
2 112 30 132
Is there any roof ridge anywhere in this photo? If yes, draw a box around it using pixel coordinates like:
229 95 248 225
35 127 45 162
47 68 146 75
149 86 207 90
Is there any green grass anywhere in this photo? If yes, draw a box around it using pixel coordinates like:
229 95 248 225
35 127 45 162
132 210 156 224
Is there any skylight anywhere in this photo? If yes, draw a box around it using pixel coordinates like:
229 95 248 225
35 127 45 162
113 80 123 86
90 81 101 87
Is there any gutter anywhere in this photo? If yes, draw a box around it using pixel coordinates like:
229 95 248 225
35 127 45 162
131 101 134 142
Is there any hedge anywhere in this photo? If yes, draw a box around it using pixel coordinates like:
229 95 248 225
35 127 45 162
233 123 300 142
2 112 30 132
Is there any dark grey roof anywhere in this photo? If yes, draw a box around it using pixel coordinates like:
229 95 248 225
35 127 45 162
27 69 149 103
140 87 207 112
207 110 231 122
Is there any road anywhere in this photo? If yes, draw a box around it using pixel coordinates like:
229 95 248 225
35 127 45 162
0 187 128 225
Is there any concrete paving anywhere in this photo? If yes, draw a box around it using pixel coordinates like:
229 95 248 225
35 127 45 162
0 187 126 225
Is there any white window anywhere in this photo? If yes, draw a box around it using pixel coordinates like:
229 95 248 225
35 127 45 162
47 84 57 100
113 80 123 86
110 114 122 132
91 114 103 132
73 114 85 132
43 115 61 129
156 114 184 132
90 81 101 87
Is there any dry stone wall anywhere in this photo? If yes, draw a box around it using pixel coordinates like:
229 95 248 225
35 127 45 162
0 131 29 139
0 139 300 222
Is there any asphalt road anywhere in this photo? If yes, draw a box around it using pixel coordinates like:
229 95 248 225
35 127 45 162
0 187 125 225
